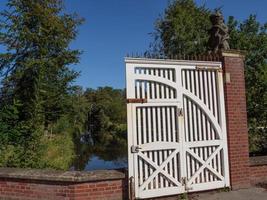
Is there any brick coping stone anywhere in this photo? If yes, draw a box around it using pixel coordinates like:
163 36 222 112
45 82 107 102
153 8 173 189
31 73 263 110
0 167 125 182
250 156 267 167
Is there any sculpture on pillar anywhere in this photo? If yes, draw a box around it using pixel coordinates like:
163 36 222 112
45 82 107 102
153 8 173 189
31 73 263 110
208 11 230 53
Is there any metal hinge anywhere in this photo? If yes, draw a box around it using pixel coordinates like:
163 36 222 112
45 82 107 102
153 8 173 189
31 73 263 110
196 65 221 71
131 145 142 153
178 108 183 117
127 98 147 104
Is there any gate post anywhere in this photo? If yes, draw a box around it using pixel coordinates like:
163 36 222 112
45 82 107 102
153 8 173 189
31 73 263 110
221 50 250 189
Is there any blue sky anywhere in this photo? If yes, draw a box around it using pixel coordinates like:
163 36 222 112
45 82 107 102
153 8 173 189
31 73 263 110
0 0 266 89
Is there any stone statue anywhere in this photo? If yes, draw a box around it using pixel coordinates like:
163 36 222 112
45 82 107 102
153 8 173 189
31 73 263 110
208 11 230 53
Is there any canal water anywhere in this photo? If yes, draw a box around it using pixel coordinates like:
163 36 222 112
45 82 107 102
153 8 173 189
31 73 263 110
72 136 128 171
84 155 127 170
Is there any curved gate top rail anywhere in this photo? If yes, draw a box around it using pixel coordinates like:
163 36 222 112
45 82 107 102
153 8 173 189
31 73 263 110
126 58 230 199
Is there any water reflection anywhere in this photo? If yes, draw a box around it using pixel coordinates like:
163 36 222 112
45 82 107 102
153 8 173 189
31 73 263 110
72 134 128 171
85 155 127 170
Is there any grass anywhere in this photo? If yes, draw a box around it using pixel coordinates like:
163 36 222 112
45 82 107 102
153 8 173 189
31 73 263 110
40 132 75 170
179 193 188 200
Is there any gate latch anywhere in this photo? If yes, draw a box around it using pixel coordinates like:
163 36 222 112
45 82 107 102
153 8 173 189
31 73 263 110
182 177 193 191
131 145 142 153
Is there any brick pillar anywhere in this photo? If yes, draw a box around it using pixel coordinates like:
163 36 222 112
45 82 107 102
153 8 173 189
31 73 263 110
221 50 250 189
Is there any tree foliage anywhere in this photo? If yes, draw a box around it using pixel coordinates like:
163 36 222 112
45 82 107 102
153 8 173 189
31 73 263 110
0 0 83 125
0 0 127 169
0 0 84 168
151 0 267 154
84 87 126 145
228 15 267 154
152 0 211 56
72 87 127 170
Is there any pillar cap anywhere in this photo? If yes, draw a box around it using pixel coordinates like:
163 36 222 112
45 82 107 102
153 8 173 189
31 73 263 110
220 49 246 58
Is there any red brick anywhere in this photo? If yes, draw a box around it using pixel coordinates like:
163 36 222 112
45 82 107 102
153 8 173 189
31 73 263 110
0 178 126 199
222 53 250 189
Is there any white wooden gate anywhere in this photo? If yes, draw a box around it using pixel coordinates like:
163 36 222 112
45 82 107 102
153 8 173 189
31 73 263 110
126 58 230 199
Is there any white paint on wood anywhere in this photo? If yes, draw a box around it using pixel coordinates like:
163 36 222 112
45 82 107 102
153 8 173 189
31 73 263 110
126 59 229 199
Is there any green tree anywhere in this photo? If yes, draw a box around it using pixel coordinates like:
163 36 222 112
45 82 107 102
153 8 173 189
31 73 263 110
228 15 267 154
0 0 83 168
0 102 22 166
0 101 43 167
84 87 127 145
39 86 90 170
0 0 83 126
68 86 91 138
151 0 267 154
151 0 211 56
71 87 127 170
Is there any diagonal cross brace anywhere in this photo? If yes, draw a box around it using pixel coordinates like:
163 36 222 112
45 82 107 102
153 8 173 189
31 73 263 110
138 149 181 191
186 145 224 185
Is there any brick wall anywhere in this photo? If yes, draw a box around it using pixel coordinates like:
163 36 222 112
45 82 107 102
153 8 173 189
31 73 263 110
250 165 267 185
1 164 266 200
221 51 251 189
249 156 267 185
0 168 127 200
0 178 126 200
